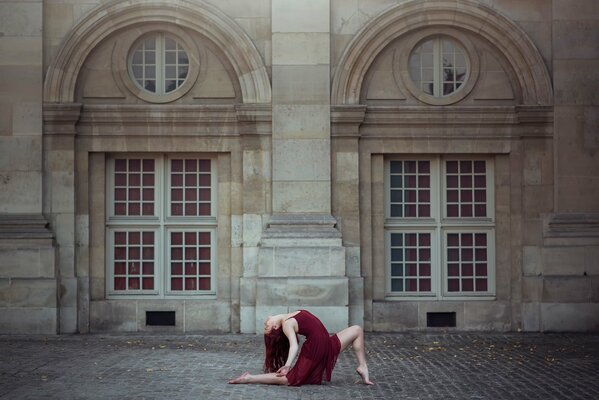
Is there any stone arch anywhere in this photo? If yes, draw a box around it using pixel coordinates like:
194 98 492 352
44 0 271 104
332 0 552 106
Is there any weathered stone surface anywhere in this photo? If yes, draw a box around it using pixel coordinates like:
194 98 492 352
542 276 592 303
541 303 599 332
521 302 540 331
272 33 329 65
0 307 57 334
272 0 330 33
464 301 511 331
90 300 137 332
541 246 586 276
372 301 418 331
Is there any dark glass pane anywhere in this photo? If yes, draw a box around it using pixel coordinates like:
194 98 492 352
462 263 473 276
390 190 402 202
390 205 402 217
391 279 403 292
419 279 431 292
391 264 403 277
461 233 473 246
391 249 403 262
447 233 459 246
390 233 403 247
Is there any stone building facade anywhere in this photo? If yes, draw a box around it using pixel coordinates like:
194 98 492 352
0 0 598 334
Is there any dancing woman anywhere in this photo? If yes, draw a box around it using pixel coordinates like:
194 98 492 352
228 309 373 386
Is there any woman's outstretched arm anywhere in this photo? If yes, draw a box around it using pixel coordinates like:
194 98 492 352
276 319 299 376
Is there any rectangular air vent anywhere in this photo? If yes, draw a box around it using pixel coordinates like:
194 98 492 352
146 311 176 326
426 312 456 327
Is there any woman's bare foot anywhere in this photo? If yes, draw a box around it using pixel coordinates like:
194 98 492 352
356 366 374 385
228 371 250 384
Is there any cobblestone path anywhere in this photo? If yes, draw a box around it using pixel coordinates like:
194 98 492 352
1 333 598 399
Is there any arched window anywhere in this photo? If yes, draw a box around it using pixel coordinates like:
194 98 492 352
129 33 190 95
408 37 468 98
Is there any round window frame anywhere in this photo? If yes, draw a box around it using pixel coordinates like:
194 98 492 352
396 29 479 106
113 25 204 104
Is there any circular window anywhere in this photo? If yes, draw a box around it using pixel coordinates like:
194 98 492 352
397 31 479 106
409 37 468 97
129 33 190 95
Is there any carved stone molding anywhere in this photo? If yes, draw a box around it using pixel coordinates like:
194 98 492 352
43 0 271 104
331 105 367 137
43 103 82 135
544 213 599 246
0 214 54 240
332 0 553 106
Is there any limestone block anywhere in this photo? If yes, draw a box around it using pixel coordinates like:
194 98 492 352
591 277 599 302
243 150 270 183
554 20 599 60
136 300 184 333
331 0 368 35
46 149 75 173
553 0 599 20
240 277 257 305
256 277 287 305
192 50 237 99
0 247 53 278
77 276 90 333
54 213 75 245
523 218 543 246
492 0 552 21
0 66 42 102
335 152 359 183
90 300 137 332
0 36 42 67
44 3 74 39
234 17 271 66
240 305 256 333
272 181 330 213
554 60 599 105
243 246 259 277
243 214 262 247
59 276 77 308
583 107 599 149
0 2 42 36
60 306 77 334
523 185 553 218
345 246 361 277
272 0 330 33
417 301 465 329
542 247 586 276
90 277 104 301
0 307 57 334
0 102 11 135
272 105 330 139
522 277 543 302
515 22 552 70
50 172 75 214
209 0 270 18
366 55 407 100
542 276 592 302
0 171 42 213
273 139 331 181
521 302 540 332
474 70 515 100
272 65 330 105
556 176 599 213
13 101 42 137
522 246 542 276
287 277 348 306
464 301 511 331
584 246 599 275
332 34 354 68
81 69 124 99
0 279 9 307
262 245 345 277
231 215 242 247
541 303 599 332
272 33 329 65
372 301 418 331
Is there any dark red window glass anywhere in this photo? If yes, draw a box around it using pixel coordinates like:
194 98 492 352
389 232 433 293
170 159 212 217
445 232 489 293
170 231 212 291
113 230 155 291
113 158 155 216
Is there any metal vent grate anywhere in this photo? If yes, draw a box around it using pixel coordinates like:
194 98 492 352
426 312 456 327
146 311 176 326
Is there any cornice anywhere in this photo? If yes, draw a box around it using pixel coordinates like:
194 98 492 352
43 103 82 135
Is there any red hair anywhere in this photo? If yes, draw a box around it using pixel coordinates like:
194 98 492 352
263 327 290 373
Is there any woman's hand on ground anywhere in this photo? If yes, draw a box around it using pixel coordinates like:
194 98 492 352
275 366 290 376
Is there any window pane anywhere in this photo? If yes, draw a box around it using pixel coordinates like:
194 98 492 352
170 159 212 217
389 160 431 218
389 232 432 293
112 230 154 292
445 232 489 294
169 231 213 292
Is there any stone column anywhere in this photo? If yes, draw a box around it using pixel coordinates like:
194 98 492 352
250 0 348 333
0 0 57 333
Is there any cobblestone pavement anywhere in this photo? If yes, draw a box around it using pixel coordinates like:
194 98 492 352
1 332 598 400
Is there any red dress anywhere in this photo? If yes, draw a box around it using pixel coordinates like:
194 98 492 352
285 310 341 386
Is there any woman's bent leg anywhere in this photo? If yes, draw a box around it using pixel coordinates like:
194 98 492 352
229 372 288 385
336 325 374 385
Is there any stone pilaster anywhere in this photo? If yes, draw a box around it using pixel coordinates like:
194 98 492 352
43 103 82 333
247 0 349 333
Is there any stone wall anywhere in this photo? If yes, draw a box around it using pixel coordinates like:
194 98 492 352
0 0 597 334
